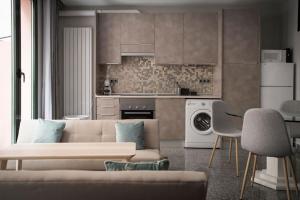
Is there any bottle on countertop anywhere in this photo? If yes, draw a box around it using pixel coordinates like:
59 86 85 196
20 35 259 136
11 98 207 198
176 82 181 95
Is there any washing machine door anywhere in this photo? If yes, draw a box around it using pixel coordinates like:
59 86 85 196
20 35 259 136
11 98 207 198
191 110 212 135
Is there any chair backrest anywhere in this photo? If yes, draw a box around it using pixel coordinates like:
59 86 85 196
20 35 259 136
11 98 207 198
280 100 300 117
212 100 236 133
241 108 292 157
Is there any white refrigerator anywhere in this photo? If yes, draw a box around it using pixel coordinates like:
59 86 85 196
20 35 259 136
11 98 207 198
261 62 295 119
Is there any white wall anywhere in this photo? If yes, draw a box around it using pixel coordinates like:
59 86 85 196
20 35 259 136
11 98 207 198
283 0 300 99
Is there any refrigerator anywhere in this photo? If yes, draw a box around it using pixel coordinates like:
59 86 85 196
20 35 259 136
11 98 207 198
261 62 295 120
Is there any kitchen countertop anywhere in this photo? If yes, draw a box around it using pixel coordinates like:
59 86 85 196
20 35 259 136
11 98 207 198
95 94 221 99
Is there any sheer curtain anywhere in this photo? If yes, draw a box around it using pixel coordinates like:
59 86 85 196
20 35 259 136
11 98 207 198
37 0 61 119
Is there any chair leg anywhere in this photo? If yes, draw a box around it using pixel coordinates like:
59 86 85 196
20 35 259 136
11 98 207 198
288 156 299 195
235 138 239 177
240 152 252 200
251 154 257 187
228 138 232 162
283 157 291 200
208 135 220 168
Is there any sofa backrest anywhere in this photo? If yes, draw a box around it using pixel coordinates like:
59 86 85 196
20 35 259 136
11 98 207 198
0 170 208 200
19 119 160 149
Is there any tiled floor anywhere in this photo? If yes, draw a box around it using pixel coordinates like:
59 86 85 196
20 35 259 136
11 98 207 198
160 140 300 200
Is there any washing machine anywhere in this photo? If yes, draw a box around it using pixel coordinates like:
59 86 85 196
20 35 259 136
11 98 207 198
185 99 220 148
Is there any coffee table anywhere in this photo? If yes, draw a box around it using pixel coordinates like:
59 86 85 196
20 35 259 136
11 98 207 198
0 142 136 171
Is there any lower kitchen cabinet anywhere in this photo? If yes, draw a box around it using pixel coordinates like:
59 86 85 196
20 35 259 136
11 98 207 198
96 98 120 119
155 99 185 140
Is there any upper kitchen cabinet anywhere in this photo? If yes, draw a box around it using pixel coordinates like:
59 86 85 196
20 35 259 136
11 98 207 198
223 9 260 64
120 14 155 54
97 14 121 64
183 12 218 65
155 14 184 65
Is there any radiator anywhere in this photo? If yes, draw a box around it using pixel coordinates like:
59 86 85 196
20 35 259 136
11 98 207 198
63 27 92 118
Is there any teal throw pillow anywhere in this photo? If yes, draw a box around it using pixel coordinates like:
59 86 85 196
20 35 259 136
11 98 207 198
115 121 144 150
104 159 170 171
17 119 66 143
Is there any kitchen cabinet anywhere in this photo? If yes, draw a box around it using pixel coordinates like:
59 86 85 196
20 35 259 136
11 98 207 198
155 99 185 140
223 9 260 64
97 14 121 64
96 98 120 119
121 14 154 54
183 12 218 65
155 14 184 64
223 63 260 127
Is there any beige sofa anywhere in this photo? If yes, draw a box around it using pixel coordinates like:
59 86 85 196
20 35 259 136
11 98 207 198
8 119 162 171
0 170 208 200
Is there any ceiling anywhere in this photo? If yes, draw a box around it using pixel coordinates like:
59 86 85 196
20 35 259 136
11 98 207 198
61 0 284 7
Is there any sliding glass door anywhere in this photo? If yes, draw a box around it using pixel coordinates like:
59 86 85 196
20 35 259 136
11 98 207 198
12 0 37 143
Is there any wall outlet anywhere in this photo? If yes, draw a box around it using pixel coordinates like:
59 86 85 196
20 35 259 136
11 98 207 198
199 79 211 83
110 79 118 85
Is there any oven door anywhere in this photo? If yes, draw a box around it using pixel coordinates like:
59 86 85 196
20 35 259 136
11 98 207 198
121 110 154 119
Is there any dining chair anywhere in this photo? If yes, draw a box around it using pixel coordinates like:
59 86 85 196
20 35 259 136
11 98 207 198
240 108 299 200
208 100 242 177
281 100 300 146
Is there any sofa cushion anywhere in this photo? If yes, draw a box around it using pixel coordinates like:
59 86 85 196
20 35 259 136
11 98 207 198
104 159 169 171
61 120 102 143
17 119 66 143
115 121 144 150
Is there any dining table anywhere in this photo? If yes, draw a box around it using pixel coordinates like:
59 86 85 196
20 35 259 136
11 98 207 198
253 117 300 190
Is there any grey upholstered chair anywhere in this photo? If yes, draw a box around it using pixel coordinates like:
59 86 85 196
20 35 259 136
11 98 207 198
240 108 299 200
208 100 242 176
280 100 300 146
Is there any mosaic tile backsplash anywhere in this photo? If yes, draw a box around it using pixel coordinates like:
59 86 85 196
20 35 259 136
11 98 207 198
96 56 214 95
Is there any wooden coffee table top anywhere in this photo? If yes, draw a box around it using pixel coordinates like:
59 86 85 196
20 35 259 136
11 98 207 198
0 142 136 160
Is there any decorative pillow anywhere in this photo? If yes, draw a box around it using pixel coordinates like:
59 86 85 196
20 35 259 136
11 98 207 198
17 119 66 143
104 159 170 171
115 121 144 150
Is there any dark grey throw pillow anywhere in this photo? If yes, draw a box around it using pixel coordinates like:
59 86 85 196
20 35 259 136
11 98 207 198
104 159 170 171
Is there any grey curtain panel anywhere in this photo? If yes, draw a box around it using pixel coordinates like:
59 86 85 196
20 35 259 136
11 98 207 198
37 0 62 119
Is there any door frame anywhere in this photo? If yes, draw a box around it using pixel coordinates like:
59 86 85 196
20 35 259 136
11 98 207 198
11 0 38 143
11 0 21 144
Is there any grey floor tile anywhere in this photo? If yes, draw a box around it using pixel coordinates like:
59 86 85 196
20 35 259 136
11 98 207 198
160 140 300 200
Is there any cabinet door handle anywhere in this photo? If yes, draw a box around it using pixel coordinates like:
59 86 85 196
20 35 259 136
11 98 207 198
17 69 25 83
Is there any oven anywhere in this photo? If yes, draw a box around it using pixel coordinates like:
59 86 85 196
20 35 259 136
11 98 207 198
120 98 155 119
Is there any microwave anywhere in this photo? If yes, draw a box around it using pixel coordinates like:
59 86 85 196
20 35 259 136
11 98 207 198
261 50 287 63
